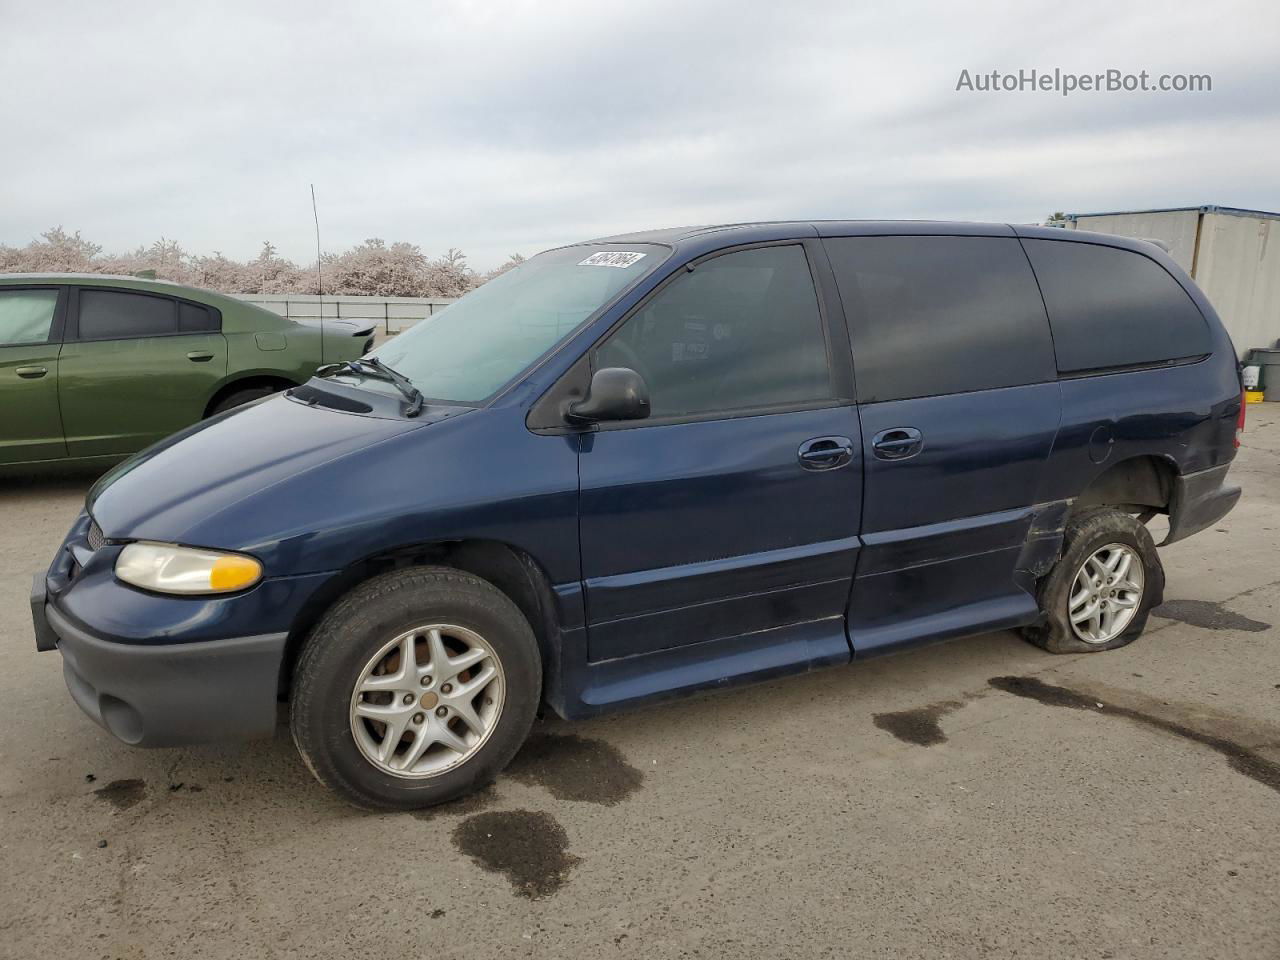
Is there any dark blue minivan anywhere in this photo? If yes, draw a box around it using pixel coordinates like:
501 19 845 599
32 222 1244 808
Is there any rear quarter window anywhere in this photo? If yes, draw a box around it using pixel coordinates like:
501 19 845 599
1021 239 1211 373
179 301 220 332
824 236 1057 403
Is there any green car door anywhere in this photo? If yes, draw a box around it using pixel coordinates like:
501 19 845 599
0 286 68 465
58 286 228 458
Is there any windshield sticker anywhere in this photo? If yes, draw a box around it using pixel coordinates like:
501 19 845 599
579 251 647 268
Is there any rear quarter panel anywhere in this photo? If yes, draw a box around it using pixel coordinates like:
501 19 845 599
223 324 324 387
1039 360 1239 505
1014 224 1242 491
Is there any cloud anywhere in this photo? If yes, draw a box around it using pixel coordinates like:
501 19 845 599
2 0 1277 269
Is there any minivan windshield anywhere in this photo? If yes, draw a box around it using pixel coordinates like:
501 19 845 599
364 243 667 404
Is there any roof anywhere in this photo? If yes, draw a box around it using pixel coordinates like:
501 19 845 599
0 271 264 313
591 220 1024 245
0 272 187 285
589 222 822 244
548 220 1179 266
1066 205 1280 222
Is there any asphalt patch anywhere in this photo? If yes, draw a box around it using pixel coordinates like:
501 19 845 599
410 783 497 821
506 733 644 805
1153 599 1270 632
989 675 1280 795
873 701 963 746
452 810 581 899
93 778 145 811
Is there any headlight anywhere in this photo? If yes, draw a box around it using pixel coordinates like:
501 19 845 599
115 542 263 595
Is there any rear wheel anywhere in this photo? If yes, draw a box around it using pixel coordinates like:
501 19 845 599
290 567 541 810
210 384 282 415
1023 507 1164 654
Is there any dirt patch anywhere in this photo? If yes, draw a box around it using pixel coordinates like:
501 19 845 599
506 733 644 805
873 701 964 746
1153 599 1269 632
989 675 1280 795
452 810 581 899
93 779 145 811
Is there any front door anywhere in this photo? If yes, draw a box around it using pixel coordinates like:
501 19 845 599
0 286 67 465
576 243 862 662
59 287 228 458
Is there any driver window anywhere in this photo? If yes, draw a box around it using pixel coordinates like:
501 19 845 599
595 245 831 419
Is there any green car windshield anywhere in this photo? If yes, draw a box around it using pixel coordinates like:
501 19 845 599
366 243 667 404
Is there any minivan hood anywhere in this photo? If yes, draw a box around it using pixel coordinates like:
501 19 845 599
89 391 463 544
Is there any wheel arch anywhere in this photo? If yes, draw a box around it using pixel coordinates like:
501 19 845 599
1020 455 1181 586
1072 454 1180 517
277 538 561 701
203 374 299 417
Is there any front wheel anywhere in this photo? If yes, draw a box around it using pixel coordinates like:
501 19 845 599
1022 507 1165 654
290 566 541 809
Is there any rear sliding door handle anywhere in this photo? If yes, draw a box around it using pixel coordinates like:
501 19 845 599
186 351 215 362
872 427 923 461
15 366 48 379
798 436 855 471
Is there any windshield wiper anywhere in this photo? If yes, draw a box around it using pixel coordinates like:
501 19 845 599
317 357 424 417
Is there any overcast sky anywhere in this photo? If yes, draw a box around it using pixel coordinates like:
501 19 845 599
3 0 1278 270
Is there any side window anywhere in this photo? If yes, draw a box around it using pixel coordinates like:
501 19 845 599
179 301 219 332
1021 239 1211 373
824 236 1057 403
77 289 177 340
0 289 59 346
594 245 832 419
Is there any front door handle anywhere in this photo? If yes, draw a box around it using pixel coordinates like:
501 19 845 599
186 351 215 362
798 435 855 471
872 427 923 461
15 366 48 379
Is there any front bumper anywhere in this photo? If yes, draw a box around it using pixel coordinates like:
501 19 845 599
34 576 287 747
1164 462 1242 545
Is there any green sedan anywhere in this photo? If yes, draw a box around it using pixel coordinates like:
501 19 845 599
0 273 372 468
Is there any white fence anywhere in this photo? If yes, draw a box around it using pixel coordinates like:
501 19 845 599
233 293 456 334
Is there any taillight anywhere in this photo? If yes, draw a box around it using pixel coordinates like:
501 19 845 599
1235 389 1246 448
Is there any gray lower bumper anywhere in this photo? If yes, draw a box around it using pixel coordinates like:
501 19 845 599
45 602 287 748
1164 462 1241 545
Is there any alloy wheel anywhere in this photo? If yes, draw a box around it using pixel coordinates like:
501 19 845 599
348 624 505 778
1068 542 1145 644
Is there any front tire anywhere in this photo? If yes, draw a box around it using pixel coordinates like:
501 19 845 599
290 566 541 810
1022 507 1165 654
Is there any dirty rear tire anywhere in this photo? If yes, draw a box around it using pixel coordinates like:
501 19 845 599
1022 507 1165 654
290 566 541 810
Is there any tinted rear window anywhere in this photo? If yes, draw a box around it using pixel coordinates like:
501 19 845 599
78 289 177 339
179 301 218 332
824 236 1057 402
1021 239 1211 373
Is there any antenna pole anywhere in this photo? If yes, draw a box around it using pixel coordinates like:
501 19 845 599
310 184 324 297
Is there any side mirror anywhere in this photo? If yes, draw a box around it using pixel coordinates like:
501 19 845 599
566 367 650 424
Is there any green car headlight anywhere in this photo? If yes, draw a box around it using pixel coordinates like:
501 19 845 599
115 542 263 595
